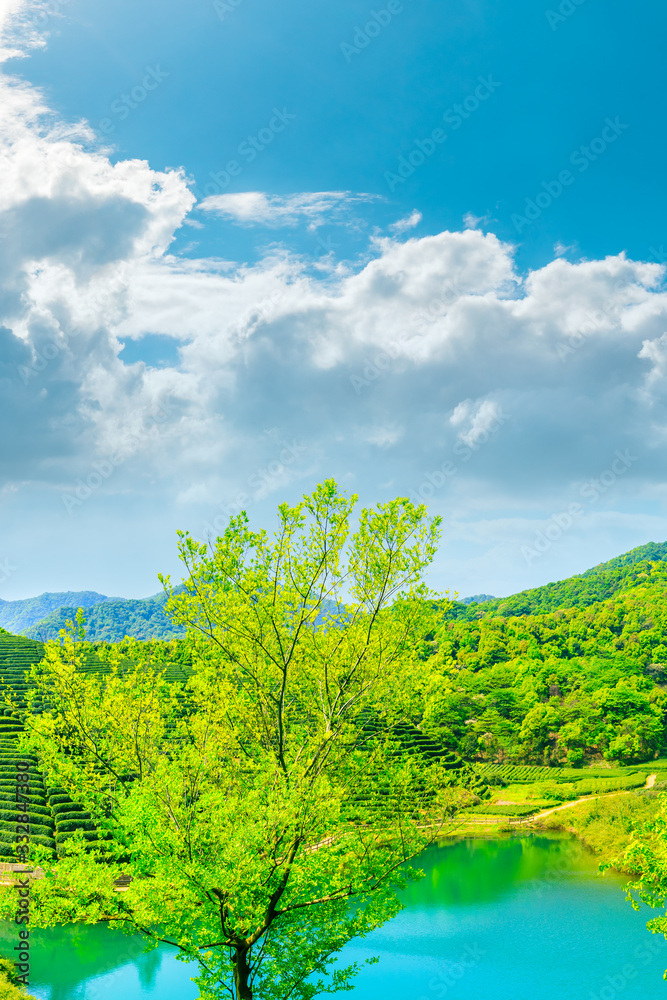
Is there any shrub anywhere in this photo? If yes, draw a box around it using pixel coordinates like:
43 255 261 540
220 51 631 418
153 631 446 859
51 803 84 817
472 802 540 816
0 821 54 837
0 806 51 821
0 794 46 806
55 819 96 833
0 832 54 849
0 957 38 999
56 830 98 844
53 810 90 823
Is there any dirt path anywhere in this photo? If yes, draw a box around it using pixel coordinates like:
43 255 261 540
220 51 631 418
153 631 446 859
529 773 657 822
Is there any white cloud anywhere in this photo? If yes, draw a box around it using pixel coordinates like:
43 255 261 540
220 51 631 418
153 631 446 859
463 210 493 230
389 209 422 234
450 399 505 448
2 2 667 598
198 190 376 229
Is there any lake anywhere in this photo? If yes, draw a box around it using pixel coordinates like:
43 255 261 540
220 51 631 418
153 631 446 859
4 835 666 1000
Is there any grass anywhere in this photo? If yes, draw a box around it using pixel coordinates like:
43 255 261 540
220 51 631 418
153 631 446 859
534 790 662 865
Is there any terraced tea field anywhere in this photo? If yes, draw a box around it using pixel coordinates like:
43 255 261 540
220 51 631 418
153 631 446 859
0 629 191 859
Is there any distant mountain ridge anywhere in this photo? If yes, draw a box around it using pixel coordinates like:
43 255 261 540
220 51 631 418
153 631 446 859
26 595 184 642
0 591 115 635
6 540 667 641
448 540 667 621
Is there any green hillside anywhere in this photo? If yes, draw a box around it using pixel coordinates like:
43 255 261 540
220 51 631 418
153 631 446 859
6 541 667 789
25 596 184 642
447 540 667 620
0 628 192 860
0 629 86 856
417 556 667 767
0 591 112 634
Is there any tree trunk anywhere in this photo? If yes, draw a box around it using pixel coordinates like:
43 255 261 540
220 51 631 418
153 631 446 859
233 945 253 1000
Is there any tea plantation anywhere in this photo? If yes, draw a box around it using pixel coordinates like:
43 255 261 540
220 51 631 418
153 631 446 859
0 629 190 859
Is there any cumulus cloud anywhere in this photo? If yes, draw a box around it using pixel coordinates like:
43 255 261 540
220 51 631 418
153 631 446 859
389 210 422 234
198 190 376 229
2 1 667 598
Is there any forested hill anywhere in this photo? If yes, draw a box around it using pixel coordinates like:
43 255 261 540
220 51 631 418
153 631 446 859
421 556 667 765
5 543 667 766
447 541 667 621
0 591 112 634
25 592 184 642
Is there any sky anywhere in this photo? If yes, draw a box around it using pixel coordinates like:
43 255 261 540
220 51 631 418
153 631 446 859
1 0 667 601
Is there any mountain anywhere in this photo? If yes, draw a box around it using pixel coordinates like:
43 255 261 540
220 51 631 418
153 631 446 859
25 588 184 642
10 539 667 645
446 541 667 621
0 591 114 635
423 549 667 766
582 540 667 575
6 542 667 766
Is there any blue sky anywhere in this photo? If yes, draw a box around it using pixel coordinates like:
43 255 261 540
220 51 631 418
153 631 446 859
14 0 665 271
1 0 667 601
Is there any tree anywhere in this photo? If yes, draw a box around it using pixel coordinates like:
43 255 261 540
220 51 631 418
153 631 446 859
5 481 454 1000
613 792 667 975
0 958 38 999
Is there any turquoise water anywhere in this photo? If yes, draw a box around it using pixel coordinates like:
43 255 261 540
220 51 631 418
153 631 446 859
4 835 667 1000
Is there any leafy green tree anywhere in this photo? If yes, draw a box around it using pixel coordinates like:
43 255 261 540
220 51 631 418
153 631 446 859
0 958 37 999
614 792 667 970
5 482 454 1000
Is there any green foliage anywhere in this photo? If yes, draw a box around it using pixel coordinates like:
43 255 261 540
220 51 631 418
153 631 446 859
446 541 667 621
25 597 184 642
536 791 662 866
0 592 110 635
471 802 545 816
0 957 38 999
417 558 667 766
5 481 452 1000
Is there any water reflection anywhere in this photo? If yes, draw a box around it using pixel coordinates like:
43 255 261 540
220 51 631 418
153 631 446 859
0 922 197 1000
0 835 663 1000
